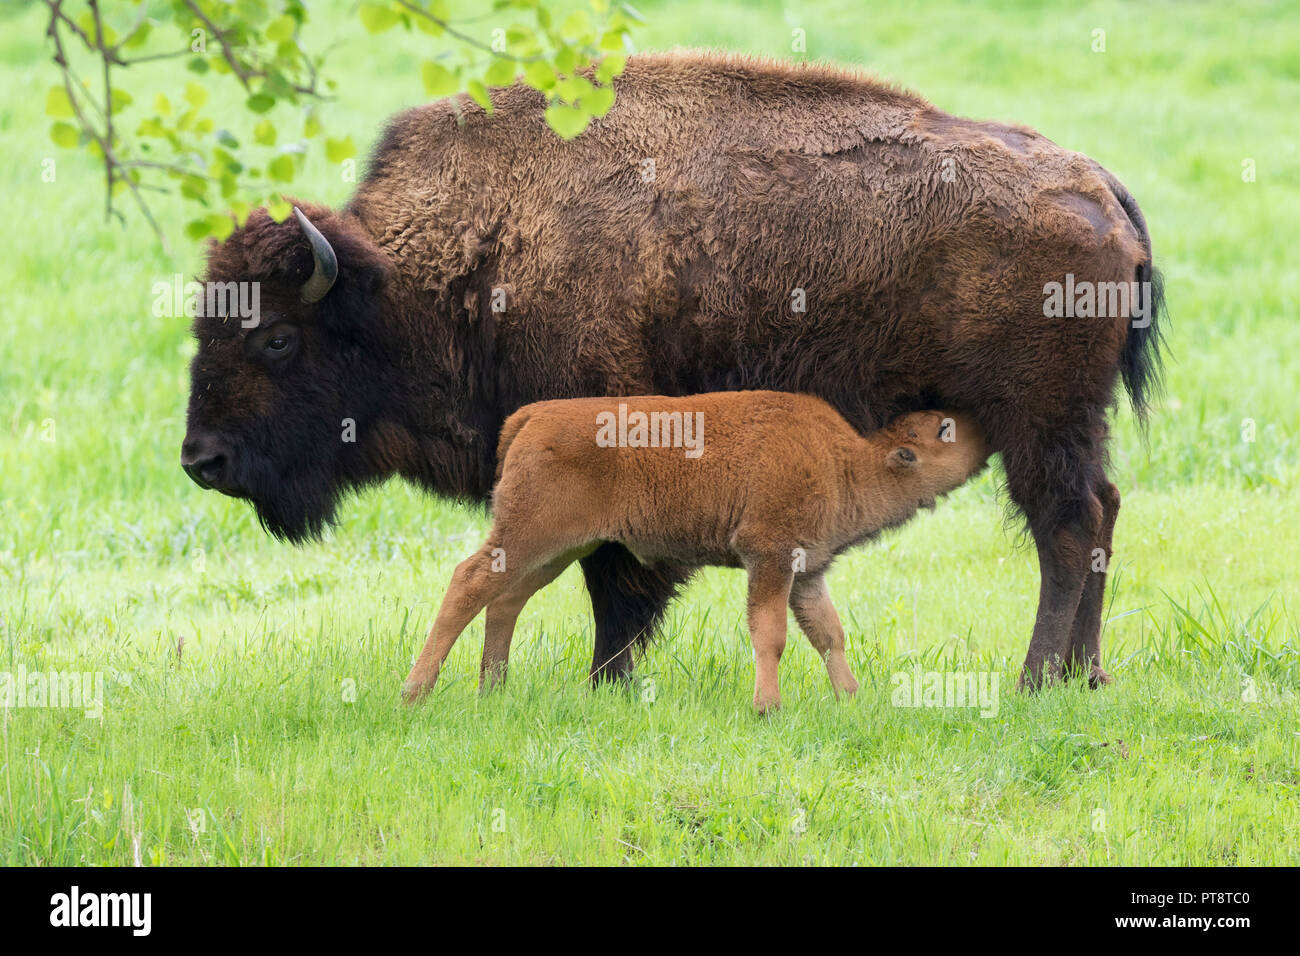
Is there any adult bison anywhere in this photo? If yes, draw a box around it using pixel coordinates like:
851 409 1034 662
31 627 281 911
181 51 1162 690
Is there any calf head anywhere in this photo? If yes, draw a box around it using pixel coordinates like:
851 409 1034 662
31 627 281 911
882 409 990 510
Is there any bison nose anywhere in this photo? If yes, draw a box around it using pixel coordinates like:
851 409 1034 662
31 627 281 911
181 434 233 491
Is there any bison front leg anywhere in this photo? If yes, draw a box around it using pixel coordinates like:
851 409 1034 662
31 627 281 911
579 543 691 686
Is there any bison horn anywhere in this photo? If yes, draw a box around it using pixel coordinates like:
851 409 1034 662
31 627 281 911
293 206 338 304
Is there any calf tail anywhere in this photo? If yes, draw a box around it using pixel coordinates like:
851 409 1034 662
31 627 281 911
494 406 534 483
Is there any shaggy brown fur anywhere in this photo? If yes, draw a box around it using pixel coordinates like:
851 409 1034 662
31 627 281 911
184 50 1162 692
402 394 989 711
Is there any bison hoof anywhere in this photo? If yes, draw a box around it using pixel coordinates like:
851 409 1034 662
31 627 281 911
1016 664 1063 693
1088 666 1113 689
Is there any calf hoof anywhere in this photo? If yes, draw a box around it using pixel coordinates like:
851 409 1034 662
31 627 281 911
753 694 781 715
401 679 432 705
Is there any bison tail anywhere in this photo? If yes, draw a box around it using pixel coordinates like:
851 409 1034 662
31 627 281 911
1108 175 1167 425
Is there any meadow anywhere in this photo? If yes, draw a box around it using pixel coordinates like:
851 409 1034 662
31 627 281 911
1 0 1297 864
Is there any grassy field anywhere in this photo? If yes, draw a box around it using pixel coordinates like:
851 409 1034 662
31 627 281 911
1 0 1297 865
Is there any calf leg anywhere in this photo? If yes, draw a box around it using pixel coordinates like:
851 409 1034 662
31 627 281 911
403 538 561 702
1066 479 1120 688
745 558 794 713
789 573 859 698
479 560 570 691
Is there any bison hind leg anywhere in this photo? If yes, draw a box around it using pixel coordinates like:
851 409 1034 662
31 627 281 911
999 410 1112 691
1064 479 1120 688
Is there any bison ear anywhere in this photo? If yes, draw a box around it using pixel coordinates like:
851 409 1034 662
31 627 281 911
887 446 918 472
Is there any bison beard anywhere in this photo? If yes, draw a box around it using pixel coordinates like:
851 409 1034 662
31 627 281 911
241 448 342 543
182 51 1165 691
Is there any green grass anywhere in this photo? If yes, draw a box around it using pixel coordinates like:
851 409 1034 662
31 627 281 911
1 0 1298 864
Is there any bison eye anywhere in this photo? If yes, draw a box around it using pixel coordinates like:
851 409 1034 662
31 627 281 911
265 335 290 354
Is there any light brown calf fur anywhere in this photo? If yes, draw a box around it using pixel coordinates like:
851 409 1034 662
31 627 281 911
403 391 988 711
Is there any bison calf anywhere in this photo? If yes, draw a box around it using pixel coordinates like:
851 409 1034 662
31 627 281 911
403 392 989 711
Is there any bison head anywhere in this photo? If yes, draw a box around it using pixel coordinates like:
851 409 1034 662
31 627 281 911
181 202 396 542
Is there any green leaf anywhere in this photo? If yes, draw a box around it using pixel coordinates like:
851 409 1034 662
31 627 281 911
544 103 590 140
254 119 277 146
180 175 208 200
415 5 445 37
110 88 134 111
466 80 493 113
561 10 593 39
303 112 323 138
154 93 172 116
184 82 208 109
45 86 75 119
523 61 556 91
484 58 517 87
267 154 297 182
600 28 629 52
596 55 626 84
124 21 152 50
76 11 96 43
360 2 400 34
325 136 356 163
136 117 166 138
207 213 236 241
212 148 243 177
553 47 578 76
584 84 615 117
185 217 214 241
555 75 594 103
506 25 539 55
246 93 276 114
49 122 80 149
421 61 459 98
266 196 293 222
266 15 296 42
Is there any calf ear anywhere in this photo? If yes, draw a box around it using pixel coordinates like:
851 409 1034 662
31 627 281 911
887 447 918 471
